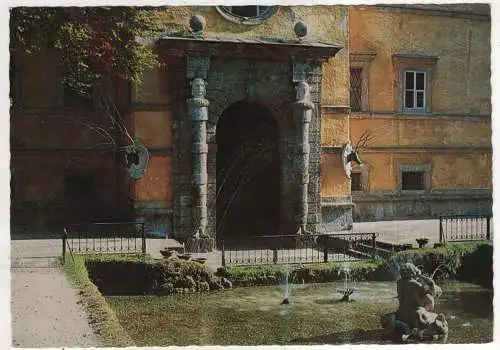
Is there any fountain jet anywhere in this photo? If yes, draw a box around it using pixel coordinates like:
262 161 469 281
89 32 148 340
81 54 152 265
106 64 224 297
281 266 292 305
337 262 356 302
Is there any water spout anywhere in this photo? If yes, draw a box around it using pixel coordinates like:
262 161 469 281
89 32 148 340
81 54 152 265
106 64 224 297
281 266 292 305
337 262 355 302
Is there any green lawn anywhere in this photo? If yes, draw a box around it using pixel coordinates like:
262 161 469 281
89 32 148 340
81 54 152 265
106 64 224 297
105 281 493 346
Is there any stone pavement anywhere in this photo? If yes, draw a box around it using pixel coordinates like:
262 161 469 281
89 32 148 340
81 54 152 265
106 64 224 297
351 219 440 247
10 240 102 348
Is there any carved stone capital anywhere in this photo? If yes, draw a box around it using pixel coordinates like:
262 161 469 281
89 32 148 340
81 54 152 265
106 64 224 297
188 97 210 109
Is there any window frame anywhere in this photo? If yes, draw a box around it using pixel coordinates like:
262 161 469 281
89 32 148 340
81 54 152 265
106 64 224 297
397 164 432 193
402 69 428 113
349 51 376 112
350 67 364 112
216 6 279 25
350 164 371 194
350 171 364 192
393 53 438 115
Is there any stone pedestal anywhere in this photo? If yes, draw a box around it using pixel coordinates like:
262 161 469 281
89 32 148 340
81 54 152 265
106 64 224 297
185 237 215 253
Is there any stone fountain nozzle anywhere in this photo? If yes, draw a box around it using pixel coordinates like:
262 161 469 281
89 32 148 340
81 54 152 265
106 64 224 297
339 288 355 302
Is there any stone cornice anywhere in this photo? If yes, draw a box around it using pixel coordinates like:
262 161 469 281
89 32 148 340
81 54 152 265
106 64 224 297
350 51 377 64
366 5 490 21
321 146 492 154
352 188 492 202
321 105 351 114
350 111 491 121
392 53 439 66
157 36 343 62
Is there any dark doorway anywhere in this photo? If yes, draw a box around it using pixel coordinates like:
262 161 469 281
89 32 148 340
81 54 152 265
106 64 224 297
216 101 280 238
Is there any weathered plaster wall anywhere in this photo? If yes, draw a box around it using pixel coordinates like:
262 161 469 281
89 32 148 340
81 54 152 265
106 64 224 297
357 152 491 191
349 114 492 192
131 62 174 207
11 154 120 228
320 111 351 200
152 6 346 43
350 116 491 148
12 112 110 149
134 156 173 201
320 153 350 197
17 50 62 108
321 112 350 147
349 6 491 114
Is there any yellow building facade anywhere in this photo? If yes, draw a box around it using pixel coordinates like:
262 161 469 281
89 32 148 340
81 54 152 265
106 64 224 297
10 5 491 239
346 5 491 221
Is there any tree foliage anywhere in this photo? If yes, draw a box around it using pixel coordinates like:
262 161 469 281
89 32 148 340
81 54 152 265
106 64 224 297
10 7 161 96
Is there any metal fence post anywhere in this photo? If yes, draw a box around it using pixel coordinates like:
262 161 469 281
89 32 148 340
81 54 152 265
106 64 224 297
371 233 376 260
141 222 146 254
486 216 491 241
221 240 226 267
439 217 444 244
62 228 67 265
323 235 328 263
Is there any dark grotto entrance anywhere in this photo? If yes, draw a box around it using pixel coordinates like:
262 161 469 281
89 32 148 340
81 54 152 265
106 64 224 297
216 101 280 238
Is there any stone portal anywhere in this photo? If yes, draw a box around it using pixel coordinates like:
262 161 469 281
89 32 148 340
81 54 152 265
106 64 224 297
158 37 343 248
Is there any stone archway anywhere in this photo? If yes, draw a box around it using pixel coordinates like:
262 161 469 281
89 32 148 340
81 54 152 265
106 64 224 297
216 101 280 237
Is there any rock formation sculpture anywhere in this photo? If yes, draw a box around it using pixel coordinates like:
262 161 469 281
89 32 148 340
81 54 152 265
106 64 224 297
381 262 448 343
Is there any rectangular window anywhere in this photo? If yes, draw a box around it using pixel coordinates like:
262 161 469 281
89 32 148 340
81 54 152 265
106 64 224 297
404 71 426 111
351 172 363 192
350 68 363 112
401 171 425 190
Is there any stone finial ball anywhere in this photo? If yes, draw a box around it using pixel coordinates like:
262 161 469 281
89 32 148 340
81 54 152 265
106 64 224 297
294 21 308 38
190 14 206 32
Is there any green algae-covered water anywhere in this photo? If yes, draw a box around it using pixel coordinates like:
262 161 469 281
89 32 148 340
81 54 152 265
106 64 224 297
106 280 493 346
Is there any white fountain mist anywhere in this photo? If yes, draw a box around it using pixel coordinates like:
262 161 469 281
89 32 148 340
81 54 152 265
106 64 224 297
281 265 292 305
337 262 355 302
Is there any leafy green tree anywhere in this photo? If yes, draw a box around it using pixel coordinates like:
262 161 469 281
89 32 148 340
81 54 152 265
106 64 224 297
11 7 163 151
10 7 160 96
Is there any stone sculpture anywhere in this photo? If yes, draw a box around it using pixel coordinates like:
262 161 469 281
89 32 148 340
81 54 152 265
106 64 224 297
381 262 448 343
191 77 207 99
188 77 210 239
293 81 314 235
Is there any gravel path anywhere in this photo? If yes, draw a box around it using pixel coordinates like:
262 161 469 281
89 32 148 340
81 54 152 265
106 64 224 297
11 244 102 348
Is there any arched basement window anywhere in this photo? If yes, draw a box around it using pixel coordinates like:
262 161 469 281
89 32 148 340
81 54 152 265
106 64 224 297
216 6 279 25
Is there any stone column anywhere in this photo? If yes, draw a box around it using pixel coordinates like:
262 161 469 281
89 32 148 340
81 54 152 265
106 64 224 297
293 81 315 235
188 78 209 238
